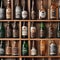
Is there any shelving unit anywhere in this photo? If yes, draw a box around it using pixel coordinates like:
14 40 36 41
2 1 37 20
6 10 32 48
0 0 60 60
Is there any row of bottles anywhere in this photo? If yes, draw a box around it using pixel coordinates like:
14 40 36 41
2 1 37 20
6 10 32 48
1 22 60 38
0 0 60 20
0 22 19 38
0 40 59 56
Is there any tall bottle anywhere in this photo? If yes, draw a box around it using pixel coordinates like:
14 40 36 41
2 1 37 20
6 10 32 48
12 41 18 56
6 22 12 38
39 0 46 20
12 22 19 38
6 0 11 19
40 40 46 56
40 22 46 38
5 41 12 56
0 0 5 19
22 41 28 56
22 0 28 19
48 23 54 38
50 0 57 20
22 22 28 38
31 40 37 56
0 40 5 55
15 0 21 19
30 22 36 38
31 0 36 20
0 22 5 38
49 40 57 56
58 0 60 19
56 22 60 38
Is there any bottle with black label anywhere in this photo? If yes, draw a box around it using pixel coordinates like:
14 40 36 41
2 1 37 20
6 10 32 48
0 40 5 55
22 0 28 19
56 22 60 38
39 0 46 20
31 40 37 56
22 40 28 56
0 22 5 38
6 22 12 38
30 22 36 38
15 0 21 19
22 22 28 38
31 0 36 20
0 0 5 19
40 22 46 38
12 22 19 38
5 41 12 56
12 41 18 56
49 40 57 56
50 0 57 20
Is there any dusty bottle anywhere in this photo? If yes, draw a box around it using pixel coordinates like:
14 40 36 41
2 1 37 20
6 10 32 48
31 40 37 56
30 22 36 38
12 22 19 38
49 40 57 56
12 41 18 56
5 41 12 56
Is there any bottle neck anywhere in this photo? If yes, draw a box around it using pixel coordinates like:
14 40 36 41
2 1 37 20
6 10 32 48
40 0 43 9
59 0 60 7
23 0 25 10
32 40 35 47
1 0 3 8
32 0 34 10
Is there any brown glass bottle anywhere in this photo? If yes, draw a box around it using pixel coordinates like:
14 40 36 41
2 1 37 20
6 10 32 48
12 41 18 56
48 23 54 38
12 22 19 38
31 0 36 20
30 22 36 38
6 22 12 38
22 22 28 38
50 0 57 20
39 0 46 20
5 41 12 56
6 0 11 20
40 40 46 56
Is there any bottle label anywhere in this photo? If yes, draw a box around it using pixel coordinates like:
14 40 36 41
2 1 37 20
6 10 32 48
22 26 27 36
6 47 11 55
15 6 21 19
40 29 45 38
50 43 57 55
31 27 36 38
31 47 36 55
0 8 5 19
31 10 35 19
6 8 11 19
12 47 18 55
0 47 4 55
13 29 18 38
22 47 28 55
57 31 60 38
39 10 46 19
22 10 27 19
50 9 56 19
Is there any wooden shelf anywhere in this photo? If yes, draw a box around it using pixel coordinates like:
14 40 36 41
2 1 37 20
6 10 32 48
0 20 60 22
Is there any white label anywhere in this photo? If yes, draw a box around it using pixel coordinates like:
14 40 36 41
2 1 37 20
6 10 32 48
39 10 46 19
31 27 36 32
0 8 5 19
15 6 21 18
31 47 36 56
0 47 4 55
22 26 27 36
22 10 27 19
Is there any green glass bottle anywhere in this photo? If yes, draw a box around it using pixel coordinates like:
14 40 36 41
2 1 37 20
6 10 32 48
40 22 46 38
22 41 28 56
0 22 5 38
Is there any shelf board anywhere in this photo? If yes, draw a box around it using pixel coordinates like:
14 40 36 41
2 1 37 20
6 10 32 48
0 20 60 22
0 56 60 58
